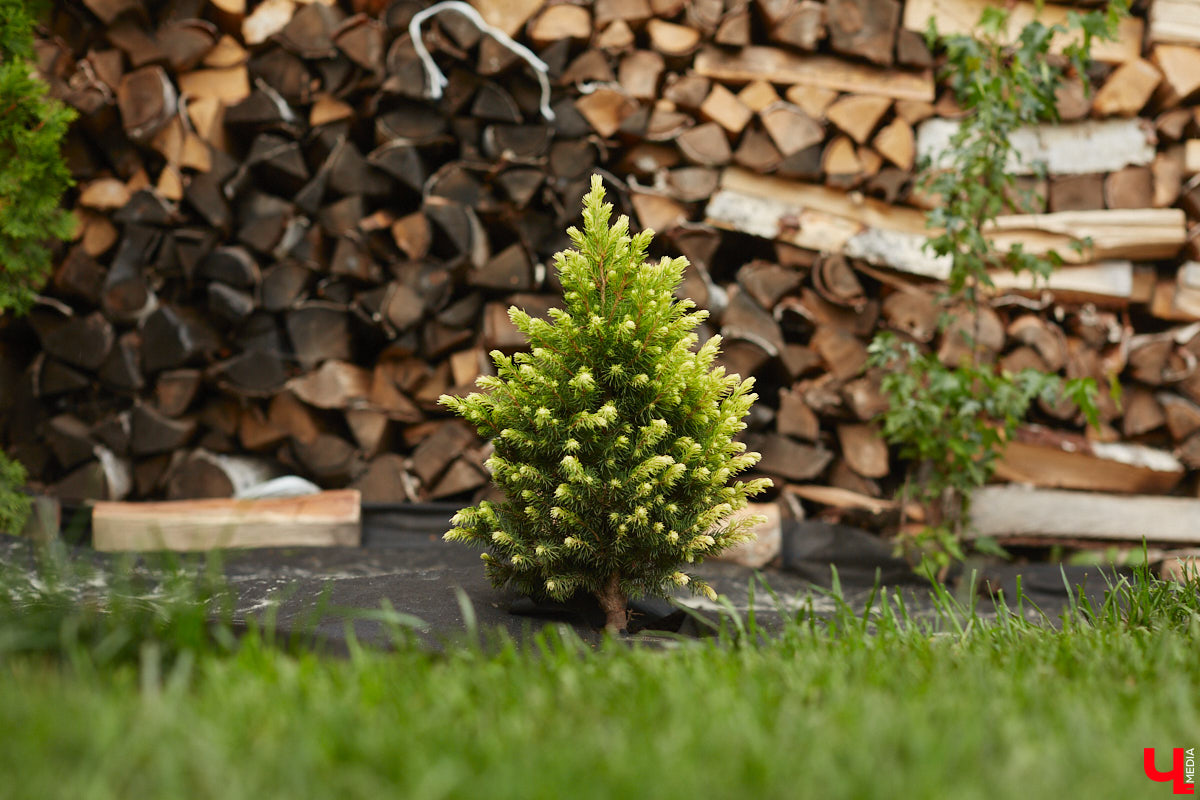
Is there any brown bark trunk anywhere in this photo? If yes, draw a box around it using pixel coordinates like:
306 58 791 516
597 574 629 635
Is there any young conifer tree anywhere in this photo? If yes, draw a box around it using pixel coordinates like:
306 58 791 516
0 0 76 533
442 175 773 632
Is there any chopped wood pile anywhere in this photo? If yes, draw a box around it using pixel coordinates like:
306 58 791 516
4 0 1200 544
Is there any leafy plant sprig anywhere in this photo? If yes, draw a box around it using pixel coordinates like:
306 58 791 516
868 3 1127 577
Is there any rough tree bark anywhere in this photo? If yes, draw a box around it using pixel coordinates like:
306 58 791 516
597 573 629 634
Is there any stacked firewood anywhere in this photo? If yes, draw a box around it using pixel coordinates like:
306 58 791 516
2 0 1199 521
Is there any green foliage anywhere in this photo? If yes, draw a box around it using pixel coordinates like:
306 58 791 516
920 3 1127 300
442 175 772 611
0 0 76 317
0 452 30 534
3 566 1200 800
869 5 1125 576
0 546 240 667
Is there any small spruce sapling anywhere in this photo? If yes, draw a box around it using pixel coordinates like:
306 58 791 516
442 176 773 633
0 0 77 533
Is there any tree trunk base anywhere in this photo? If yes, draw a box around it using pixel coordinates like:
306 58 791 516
596 574 628 634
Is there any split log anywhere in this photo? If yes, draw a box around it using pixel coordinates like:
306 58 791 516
677 122 732 166
1092 58 1162 117
722 286 785 356
410 420 477 488
902 0 1143 63
287 360 372 410
826 0 899 66
1187 141 1200 175
1151 45 1200 106
917 118 1155 176
1049 174 1105 213
837 423 888 478
968 485 1200 546
737 80 780 113
842 372 889 420
39 311 114 372
938 307 1004 366
618 50 665 101
822 136 863 187
881 288 937 342
166 449 279 500
784 85 837 119
872 118 914 170
1148 0 1200 46
812 254 865 309
528 4 590 45
1157 393 1200 441
768 1 825 51
427 457 489 500
760 103 824 157
575 88 638 138
154 369 202 417
53 449 132 502
988 261 1134 307
1006 315 1067 372
117 67 176 143
694 46 935 102
286 302 353 370
777 385 820 441
738 260 803 309
1119 388 1166 438
812 326 868 380
646 19 702 56
1104 166 1155 210
663 74 711 111
630 188 688 232
746 432 833 481
46 414 97 470
826 95 891 145
994 426 1185 494
291 433 362 483
699 83 752 135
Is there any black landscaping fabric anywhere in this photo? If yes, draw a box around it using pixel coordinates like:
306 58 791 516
0 507 1140 650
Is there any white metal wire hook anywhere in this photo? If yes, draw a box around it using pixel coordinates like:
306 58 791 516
408 1 556 122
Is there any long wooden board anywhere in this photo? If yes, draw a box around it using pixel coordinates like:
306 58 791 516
916 118 1156 176
1148 0 1200 46
987 261 1133 306
902 0 1144 63
693 46 935 102
92 489 362 551
705 169 1188 279
994 434 1185 495
969 485 1200 545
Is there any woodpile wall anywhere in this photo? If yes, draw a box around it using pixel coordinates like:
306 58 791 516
4 0 1200 522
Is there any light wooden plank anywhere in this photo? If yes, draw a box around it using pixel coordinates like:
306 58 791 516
1148 0 1200 46
994 436 1184 495
916 118 1156 176
92 489 362 552
693 46 935 101
969 485 1200 544
705 169 1188 278
987 261 1133 305
903 0 1144 63
1186 140 1200 174
988 208 1188 262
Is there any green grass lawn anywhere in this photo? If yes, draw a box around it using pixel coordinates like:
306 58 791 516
1 555 1198 800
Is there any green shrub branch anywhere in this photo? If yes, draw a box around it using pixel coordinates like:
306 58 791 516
867 3 1127 577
